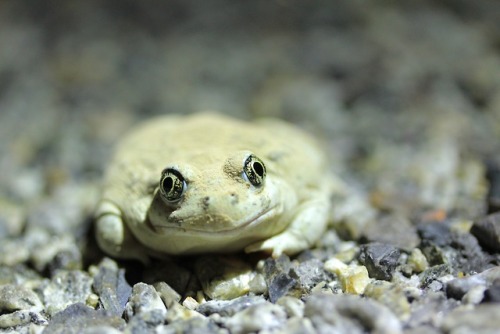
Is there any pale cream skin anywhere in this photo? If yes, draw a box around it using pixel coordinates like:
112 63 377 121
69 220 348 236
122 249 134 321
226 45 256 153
95 113 333 262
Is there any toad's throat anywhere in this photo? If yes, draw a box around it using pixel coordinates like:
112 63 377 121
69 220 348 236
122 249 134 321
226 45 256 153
149 205 278 235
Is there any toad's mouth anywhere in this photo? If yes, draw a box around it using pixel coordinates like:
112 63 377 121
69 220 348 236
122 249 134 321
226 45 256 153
148 205 279 235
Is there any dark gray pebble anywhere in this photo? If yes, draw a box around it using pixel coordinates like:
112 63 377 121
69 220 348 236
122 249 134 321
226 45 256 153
358 242 401 281
471 212 500 253
92 258 132 317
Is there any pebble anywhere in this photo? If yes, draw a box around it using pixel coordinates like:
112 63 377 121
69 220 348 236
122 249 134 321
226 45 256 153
158 317 225 334
361 214 420 251
0 310 47 328
358 242 401 281
441 304 500 333
196 296 267 317
304 294 402 334
154 281 181 309
43 303 126 334
470 212 500 252
407 248 429 274
0 284 43 312
222 302 287 334
41 270 93 316
263 255 301 302
194 255 255 300
92 258 132 316
324 258 371 294
276 296 305 318
124 283 167 320
445 266 500 300
363 280 411 320
165 302 204 323
485 160 500 214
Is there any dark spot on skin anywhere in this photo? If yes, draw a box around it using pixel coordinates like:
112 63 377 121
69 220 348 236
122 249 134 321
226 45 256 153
202 196 210 211
230 193 239 205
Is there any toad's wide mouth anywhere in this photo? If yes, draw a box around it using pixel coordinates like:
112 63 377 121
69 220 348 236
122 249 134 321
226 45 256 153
148 205 279 236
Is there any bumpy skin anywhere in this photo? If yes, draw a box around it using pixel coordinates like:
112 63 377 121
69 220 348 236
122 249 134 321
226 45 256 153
95 113 333 262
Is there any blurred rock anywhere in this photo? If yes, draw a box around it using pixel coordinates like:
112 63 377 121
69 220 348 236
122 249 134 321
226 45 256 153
470 212 500 252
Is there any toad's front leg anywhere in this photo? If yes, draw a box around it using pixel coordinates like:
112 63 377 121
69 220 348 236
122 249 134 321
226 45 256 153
95 200 150 263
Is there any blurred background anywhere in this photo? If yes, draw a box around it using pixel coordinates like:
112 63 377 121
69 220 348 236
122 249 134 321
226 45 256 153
0 0 499 246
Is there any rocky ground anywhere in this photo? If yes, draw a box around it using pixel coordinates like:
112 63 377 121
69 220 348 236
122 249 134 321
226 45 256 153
1 0 500 333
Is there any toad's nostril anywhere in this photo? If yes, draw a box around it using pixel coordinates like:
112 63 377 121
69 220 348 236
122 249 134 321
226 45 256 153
202 196 210 210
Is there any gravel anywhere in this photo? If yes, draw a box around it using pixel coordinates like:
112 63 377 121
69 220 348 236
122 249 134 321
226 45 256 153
0 0 499 333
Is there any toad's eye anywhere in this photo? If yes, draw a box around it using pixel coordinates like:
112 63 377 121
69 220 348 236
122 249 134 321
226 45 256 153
160 168 186 203
243 154 266 187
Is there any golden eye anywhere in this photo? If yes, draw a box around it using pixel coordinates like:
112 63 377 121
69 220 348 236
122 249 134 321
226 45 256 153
243 154 266 187
160 168 186 203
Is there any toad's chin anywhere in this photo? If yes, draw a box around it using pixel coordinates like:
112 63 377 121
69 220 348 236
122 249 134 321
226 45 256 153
148 205 280 236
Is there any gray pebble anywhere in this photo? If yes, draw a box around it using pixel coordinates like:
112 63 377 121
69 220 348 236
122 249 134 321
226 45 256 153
124 283 167 321
0 284 43 312
43 303 126 334
420 264 453 289
304 294 402 334
295 258 335 290
263 255 300 302
222 302 287 334
42 270 93 316
0 310 47 328
441 304 500 333
92 258 132 316
154 281 181 309
358 242 401 281
446 266 500 300
471 212 500 252
158 317 227 334
361 214 420 251
197 295 266 317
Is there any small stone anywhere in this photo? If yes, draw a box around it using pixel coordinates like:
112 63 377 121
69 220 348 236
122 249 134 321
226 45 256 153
30 233 81 272
304 294 402 334
196 296 266 317
222 302 287 334
276 296 305 318
92 258 132 316
124 283 167 320
441 304 500 333
0 284 43 312
43 303 125 334
462 285 487 304
358 242 401 281
324 258 371 294
407 248 429 273
280 317 316 334
0 310 47 328
483 284 500 303
158 316 223 334
361 214 420 251
183 296 199 310
363 281 411 320
248 273 267 295
154 281 181 309
262 255 300 302
420 264 454 289
470 212 500 252
194 255 255 300
417 223 451 248
295 258 335 291
0 239 30 266
42 270 93 316
165 302 204 323
446 266 500 300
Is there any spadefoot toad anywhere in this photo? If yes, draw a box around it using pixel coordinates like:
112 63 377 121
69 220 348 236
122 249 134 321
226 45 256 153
95 113 333 262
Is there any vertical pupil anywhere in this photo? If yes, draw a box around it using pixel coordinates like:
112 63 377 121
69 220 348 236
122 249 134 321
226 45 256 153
253 161 264 177
163 176 173 191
